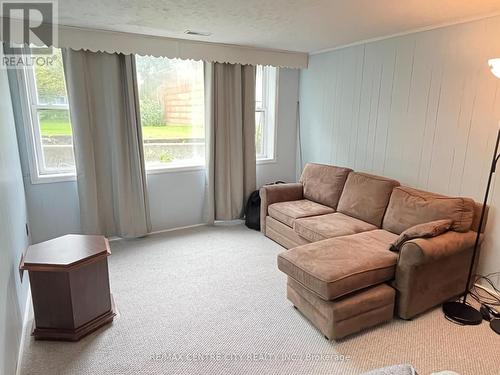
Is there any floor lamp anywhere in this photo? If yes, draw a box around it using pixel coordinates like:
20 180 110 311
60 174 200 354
442 58 500 328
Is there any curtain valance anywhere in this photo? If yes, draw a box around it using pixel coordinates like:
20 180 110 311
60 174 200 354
4 18 308 68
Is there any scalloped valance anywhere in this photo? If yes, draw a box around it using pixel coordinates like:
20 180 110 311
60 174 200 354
3 18 308 68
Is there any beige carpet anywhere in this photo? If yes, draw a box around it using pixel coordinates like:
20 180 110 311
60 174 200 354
19 225 499 375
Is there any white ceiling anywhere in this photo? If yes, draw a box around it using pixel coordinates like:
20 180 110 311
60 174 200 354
57 0 500 53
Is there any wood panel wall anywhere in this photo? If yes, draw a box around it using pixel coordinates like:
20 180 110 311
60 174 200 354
299 16 500 286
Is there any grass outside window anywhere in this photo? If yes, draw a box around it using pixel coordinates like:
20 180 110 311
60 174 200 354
40 120 204 139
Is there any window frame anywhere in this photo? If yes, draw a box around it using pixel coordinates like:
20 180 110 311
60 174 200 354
16 51 76 184
17 57 279 182
255 66 278 164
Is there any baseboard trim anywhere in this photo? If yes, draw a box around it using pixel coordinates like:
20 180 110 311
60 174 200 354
214 219 245 226
148 220 244 234
16 285 32 375
108 220 248 242
107 223 209 242
136 220 245 237
148 223 209 236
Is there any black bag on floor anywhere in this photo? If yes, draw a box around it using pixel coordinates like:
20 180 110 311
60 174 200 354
245 181 284 231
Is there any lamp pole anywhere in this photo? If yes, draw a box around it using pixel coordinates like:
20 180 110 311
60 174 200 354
462 123 500 305
442 123 500 325
443 59 500 325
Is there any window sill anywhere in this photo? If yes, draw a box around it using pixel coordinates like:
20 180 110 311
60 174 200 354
30 173 76 185
256 157 277 165
146 164 205 175
30 160 276 182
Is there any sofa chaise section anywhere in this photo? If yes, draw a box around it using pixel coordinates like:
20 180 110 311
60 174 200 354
287 278 395 340
278 230 399 300
279 229 399 339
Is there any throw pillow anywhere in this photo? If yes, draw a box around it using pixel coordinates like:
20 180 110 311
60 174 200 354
389 219 453 252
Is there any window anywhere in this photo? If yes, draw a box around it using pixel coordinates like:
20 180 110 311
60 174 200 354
135 56 205 171
20 48 76 182
255 65 277 161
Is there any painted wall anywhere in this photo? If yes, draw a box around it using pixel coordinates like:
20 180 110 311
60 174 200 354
14 68 299 241
299 16 500 286
0 51 30 374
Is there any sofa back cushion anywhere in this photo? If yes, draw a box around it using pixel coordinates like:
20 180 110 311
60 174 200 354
337 172 400 227
382 186 475 234
299 163 352 209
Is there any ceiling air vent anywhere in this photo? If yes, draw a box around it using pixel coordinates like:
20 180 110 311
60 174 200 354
185 30 212 36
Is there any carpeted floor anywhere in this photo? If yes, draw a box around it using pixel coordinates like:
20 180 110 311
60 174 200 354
19 225 499 375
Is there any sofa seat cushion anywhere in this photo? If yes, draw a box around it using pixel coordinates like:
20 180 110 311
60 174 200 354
266 216 310 249
382 186 475 234
337 172 400 227
277 230 399 300
299 163 352 209
268 199 335 228
294 213 378 242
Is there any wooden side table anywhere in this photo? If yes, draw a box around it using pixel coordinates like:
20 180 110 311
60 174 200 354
20 234 116 341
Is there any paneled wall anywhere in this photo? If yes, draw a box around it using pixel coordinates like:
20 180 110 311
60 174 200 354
299 16 500 286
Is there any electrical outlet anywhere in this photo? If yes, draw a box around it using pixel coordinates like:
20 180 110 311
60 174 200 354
19 253 24 282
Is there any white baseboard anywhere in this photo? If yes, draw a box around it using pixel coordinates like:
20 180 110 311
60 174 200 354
108 220 247 242
16 286 32 375
147 223 209 236
148 220 245 233
107 223 209 242
214 219 245 226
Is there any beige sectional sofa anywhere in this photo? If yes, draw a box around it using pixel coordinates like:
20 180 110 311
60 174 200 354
260 163 484 340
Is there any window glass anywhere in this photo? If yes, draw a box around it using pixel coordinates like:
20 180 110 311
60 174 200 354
135 56 205 170
255 65 263 109
37 109 74 172
33 49 69 105
27 48 75 177
255 110 264 157
255 65 277 160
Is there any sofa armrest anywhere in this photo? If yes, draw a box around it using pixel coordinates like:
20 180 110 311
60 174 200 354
395 230 478 319
398 230 478 266
259 183 303 233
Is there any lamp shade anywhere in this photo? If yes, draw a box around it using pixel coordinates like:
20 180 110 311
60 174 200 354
489 58 500 78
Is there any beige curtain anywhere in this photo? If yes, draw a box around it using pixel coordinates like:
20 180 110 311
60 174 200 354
63 49 151 238
204 62 256 222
